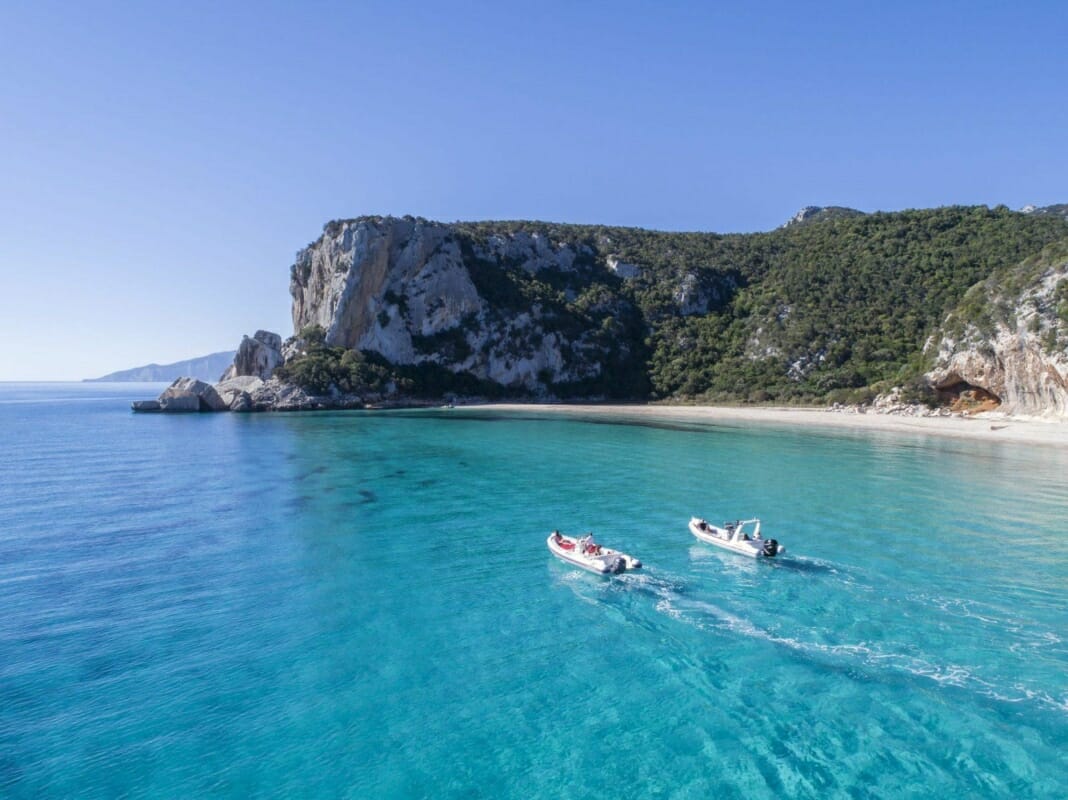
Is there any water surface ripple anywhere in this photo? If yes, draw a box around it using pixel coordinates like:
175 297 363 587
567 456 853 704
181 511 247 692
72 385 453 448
1 385 1066 798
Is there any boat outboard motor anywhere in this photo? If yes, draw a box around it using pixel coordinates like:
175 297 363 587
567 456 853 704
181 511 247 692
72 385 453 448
762 539 779 557
605 555 627 574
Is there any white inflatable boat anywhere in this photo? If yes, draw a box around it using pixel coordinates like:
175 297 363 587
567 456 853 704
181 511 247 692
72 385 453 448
547 531 643 575
689 517 785 558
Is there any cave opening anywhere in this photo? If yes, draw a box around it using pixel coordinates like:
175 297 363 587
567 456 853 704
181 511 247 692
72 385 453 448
933 377 1001 413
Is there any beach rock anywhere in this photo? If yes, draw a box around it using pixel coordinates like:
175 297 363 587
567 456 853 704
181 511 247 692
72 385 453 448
238 377 314 411
158 390 201 412
159 377 228 412
215 376 264 407
229 392 253 412
131 399 161 412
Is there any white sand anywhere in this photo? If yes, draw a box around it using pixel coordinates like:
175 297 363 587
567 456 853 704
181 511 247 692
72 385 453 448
468 403 1068 448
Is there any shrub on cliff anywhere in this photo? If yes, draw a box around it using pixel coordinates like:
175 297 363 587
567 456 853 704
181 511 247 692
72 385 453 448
276 326 394 395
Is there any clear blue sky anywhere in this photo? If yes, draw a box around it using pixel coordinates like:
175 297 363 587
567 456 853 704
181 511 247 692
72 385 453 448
2 1 1065 380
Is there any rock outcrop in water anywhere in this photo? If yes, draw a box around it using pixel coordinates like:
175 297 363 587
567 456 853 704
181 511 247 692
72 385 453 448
134 377 228 412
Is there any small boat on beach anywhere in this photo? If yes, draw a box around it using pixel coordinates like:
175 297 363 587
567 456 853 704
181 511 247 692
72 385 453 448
547 531 642 575
689 517 784 558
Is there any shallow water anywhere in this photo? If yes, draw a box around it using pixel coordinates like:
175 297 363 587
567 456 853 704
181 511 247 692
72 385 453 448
1 384 1066 798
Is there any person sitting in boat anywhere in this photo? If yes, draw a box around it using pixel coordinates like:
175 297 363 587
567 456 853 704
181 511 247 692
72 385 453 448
580 534 598 555
552 530 563 543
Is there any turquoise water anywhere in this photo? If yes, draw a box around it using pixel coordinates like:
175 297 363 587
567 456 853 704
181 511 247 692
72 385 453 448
2 383 1066 798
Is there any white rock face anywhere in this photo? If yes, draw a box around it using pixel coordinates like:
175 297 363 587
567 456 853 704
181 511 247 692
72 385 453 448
474 232 580 273
158 377 228 411
289 217 618 391
607 255 641 279
784 206 823 227
674 273 710 316
158 391 200 412
926 261 1068 417
215 376 265 409
220 331 283 381
291 218 482 363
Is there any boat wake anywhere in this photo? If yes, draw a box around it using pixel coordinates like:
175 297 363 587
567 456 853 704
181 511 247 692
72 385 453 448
687 546 870 593
655 593 1068 717
552 553 1067 718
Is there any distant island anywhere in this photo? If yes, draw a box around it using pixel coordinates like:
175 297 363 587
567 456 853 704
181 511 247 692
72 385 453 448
88 351 236 383
135 204 1068 417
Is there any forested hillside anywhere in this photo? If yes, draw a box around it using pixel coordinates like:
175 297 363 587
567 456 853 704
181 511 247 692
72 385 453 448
452 206 1068 402
282 206 1068 404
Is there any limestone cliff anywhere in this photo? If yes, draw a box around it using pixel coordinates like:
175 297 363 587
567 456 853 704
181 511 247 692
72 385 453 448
926 241 1068 416
289 216 646 395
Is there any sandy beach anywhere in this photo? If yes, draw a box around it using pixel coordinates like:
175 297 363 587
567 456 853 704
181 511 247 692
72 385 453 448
472 403 1068 448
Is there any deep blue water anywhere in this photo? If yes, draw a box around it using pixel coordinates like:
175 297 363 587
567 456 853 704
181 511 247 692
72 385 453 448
1 383 1066 798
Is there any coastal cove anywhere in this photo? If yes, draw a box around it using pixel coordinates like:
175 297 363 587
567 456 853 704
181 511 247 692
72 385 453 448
475 403 1068 448
2 383 1066 798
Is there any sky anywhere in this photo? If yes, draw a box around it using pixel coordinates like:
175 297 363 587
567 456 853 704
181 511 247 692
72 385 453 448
1 1 1066 380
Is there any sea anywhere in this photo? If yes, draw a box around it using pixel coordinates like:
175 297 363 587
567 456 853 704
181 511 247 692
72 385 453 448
1 382 1066 799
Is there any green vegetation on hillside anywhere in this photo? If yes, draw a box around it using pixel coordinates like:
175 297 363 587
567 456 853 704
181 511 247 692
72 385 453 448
942 237 1068 352
457 206 1068 402
277 325 509 400
274 326 396 395
287 206 1068 403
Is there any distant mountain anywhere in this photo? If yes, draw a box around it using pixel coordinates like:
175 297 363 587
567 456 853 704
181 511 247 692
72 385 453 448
86 351 236 382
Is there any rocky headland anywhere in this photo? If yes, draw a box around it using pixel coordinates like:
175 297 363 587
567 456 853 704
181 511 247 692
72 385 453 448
134 206 1068 419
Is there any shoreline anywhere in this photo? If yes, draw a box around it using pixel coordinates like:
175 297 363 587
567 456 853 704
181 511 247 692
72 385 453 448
461 403 1068 447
